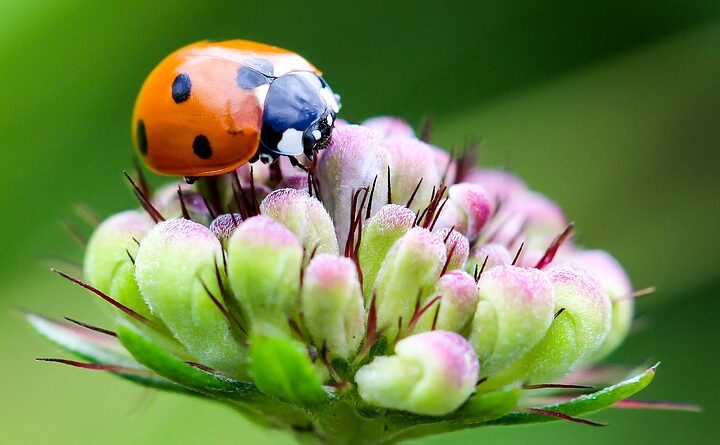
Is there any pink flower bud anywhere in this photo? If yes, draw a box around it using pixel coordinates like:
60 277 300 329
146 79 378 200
362 116 415 139
384 137 442 212
434 227 470 272
316 125 391 248
435 183 493 242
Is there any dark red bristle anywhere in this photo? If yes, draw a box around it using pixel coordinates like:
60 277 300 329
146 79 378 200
52 269 156 328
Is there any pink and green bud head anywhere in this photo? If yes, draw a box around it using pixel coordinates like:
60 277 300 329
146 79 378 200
134 218 245 373
301 254 365 359
355 331 479 416
435 227 470 272
428 270 479 333
277 174 309 191
568 250 634 361
260 188 339 264
384 137 442 211
434 183 493 243
226 216 303 336
83 210 155 319
209 213 242 248
372 227 446 338
485 264 611 388
468 265 555 376
488 190 566 252
431 146 457 185
316 125 391 248
462 169 526 203
152 183 212 224
358 204 416 299
361 116 416 139
467 243 512 275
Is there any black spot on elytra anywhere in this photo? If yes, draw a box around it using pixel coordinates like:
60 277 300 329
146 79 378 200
192 135 212 159
246 58 274 76
236 65 269 89
171 73 192 103
136 120 148 155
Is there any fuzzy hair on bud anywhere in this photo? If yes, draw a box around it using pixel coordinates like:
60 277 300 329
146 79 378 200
355 331 479 416
316 125 391 248
372 227 447 339
134 218 245 373
226 216 303 336
84 210 155 319
301 254 365 359
469 265 555 376
260 188 339 264
358 204 417 299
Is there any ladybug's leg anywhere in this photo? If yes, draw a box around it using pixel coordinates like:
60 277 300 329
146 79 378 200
288 156 309 172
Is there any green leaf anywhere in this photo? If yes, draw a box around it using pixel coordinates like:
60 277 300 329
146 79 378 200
25 312 181 392
249 334 328 406
490 364 657 425
117 323 260 400
385 388 520 443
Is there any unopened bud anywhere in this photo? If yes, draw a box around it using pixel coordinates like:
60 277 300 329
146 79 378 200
355 331 479 416
84 210 155 319
469 266 555 376
316 125 391 248
226 216 303 336
134 218 245 373
301 255 365 359
260 188 339 263
358 204 416 299
372 227 446 338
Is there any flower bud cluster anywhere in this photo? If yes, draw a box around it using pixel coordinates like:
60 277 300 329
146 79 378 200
75 117 636 427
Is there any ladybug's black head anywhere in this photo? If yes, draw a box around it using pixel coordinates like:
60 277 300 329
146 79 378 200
259 71 340 161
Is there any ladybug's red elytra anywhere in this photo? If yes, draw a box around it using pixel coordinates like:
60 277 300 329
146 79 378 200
132 40 340 178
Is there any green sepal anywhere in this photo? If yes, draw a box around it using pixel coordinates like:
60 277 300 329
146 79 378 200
249 333 328 406
117 323 260 400
25 312 183 392
375 389 520 444
490 364 657 425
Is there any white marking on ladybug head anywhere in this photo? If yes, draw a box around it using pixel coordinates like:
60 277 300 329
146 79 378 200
276 128 304 155
312 130 322 140
326 114 333 125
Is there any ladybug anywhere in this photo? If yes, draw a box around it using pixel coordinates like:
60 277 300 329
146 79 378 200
132 40 340 178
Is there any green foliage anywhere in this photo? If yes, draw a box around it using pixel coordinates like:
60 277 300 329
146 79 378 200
249 334 328 406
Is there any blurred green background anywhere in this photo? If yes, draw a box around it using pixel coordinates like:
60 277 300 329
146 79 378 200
2 1 719 444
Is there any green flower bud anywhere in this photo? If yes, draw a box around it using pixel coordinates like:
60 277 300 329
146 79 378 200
226 215 303 336
134 218 245 373
568 250 634 361
484 264 611 389
358 204 416 299
468 266 555 376
373 227 446 338
355 331 479 416
430 270 479 333
260 188 339 264
301 254 365 359
84 210 155 319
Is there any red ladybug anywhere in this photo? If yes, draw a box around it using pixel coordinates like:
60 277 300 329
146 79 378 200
132 40 340 178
